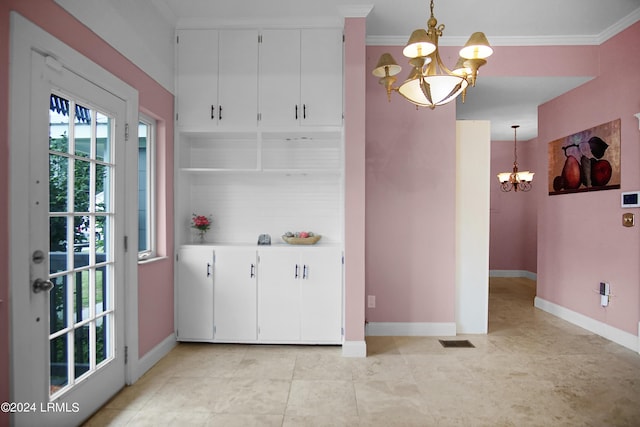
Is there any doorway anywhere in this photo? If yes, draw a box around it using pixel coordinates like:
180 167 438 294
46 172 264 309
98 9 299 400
9 13 139 425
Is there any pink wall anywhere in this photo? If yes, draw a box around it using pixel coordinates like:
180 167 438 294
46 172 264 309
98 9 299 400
365 45 457 323
363 43 602 326
344 17 367 342
0 2 175 422
537 21 640 336
490 138 538 273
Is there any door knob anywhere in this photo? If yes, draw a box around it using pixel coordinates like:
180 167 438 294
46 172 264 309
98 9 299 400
33 278 54 293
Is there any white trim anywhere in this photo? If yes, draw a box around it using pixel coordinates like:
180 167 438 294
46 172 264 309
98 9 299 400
489 270 537 280
133 334 176 383
341 340 367 358
365 322 457 337
597 8 640 44
534 297 639 352
176 16 344 30
367 34 601 47
367 8 640 47
634 113 640 130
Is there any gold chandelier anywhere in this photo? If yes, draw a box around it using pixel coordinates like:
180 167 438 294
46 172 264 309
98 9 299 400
372 0 493 109
497 125 535 192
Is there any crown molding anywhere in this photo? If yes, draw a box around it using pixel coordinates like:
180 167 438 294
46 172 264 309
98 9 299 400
368 8 640 47
597 7 640 43
177 16 343 30
368 34 602 47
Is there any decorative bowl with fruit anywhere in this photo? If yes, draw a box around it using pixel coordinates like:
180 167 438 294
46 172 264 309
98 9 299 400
282 231 321 245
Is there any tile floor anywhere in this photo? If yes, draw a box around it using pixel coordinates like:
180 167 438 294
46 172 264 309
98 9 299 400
84 277 640 426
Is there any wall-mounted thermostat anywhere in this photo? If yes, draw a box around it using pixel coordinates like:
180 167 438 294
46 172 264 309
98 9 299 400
621 191 640 208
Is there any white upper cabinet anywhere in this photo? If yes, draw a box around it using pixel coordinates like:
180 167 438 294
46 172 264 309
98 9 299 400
259 28 343 128
299 28 344 127
218 29 259 128
258 29 301 128
176 29 219 131
176 29 258 131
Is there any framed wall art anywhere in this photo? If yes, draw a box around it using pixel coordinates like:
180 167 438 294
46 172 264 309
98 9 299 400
548 119 621 195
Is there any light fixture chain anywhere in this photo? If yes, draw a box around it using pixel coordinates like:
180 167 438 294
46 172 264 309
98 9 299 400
513 126 518 167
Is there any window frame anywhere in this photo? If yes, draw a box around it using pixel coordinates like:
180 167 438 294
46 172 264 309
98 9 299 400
137 114 156 260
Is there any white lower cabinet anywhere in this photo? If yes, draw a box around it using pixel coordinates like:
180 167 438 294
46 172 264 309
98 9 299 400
258 247 343 343
176 246 214 341
177 245 343 344
212 247 258 342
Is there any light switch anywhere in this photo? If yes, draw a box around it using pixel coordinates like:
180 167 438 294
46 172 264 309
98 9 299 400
622 212 634 227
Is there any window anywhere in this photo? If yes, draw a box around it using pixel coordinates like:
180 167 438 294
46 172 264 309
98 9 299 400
138 115 155 259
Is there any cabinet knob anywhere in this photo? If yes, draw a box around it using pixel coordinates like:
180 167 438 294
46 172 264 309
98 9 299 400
303 265 308 279
207 263 211 278
250 263 255 278
211 105 215 120
294 264 299 279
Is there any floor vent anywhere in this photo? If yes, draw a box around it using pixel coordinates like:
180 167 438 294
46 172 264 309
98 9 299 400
439 339 475 348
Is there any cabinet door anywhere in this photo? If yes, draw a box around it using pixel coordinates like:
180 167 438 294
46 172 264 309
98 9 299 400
258 249 300 341
177 246 214 341
218 29 259 128
300 28 343 127
176 29 219 131
258 29 301 127
213 248 258 341
300 248 343 342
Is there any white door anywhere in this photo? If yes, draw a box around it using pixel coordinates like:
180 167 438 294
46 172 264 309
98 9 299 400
176 29 219 131
300 28 343 127
176 246 214 341
213 247 258 342
13 51 127 426
258 250 301 342
300 249 343 342
218 29 259 128
259 29 301 127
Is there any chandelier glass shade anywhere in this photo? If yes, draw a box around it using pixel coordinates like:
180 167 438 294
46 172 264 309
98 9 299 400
372 0 493 109
497 125 534 192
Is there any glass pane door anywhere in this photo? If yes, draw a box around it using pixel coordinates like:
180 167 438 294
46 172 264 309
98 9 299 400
48 93 115 398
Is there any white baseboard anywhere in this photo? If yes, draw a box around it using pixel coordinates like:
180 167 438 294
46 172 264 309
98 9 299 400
341 340 367 357
489 270 537 280
132 333 177 383
535 297 639 352
365 322 457 337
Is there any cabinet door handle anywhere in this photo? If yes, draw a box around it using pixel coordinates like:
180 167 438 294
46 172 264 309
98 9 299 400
303 264 308 279
295 104 298 120
207 263 211 278
294 264 299 279
303 104 306 119
211 105 215 120
250 263 255 278
219 105 223 120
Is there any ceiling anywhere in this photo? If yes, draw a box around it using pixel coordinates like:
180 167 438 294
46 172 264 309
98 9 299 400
155 0 640 140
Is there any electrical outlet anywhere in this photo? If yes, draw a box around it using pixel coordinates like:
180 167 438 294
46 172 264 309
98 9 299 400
367 295 376 308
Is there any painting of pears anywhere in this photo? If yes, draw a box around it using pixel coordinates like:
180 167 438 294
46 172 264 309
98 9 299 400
548 119 620 195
